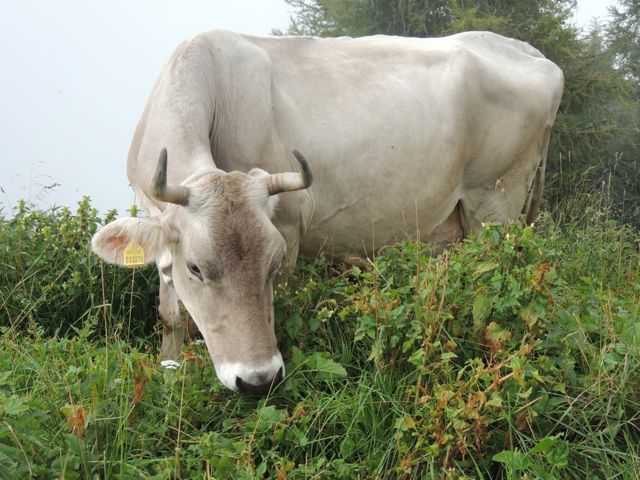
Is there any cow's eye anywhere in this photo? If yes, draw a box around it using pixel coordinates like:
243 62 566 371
187 263 203 281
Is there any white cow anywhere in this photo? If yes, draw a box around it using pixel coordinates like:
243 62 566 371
92 30 563 395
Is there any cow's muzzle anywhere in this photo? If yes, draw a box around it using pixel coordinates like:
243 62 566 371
236 367 283 396
215 352 285 395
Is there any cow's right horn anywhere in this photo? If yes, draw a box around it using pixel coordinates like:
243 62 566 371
266 150 313 195
150 148 190 206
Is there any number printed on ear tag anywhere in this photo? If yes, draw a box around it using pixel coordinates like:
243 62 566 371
124 242 145 267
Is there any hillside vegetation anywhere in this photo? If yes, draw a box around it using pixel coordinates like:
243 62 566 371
0 198 638 479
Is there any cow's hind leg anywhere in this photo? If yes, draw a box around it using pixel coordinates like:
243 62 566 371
459 137 546 234
458 181 524 234
424 201 464 252
158 276 187 361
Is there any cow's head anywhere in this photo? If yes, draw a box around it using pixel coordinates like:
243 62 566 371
91 149 312 395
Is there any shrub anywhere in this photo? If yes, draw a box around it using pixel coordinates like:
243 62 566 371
0 198 159 339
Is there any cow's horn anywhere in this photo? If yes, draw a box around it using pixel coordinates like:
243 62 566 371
150 148 190 206
266 150 313 195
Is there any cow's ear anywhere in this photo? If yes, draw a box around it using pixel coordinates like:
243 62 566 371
91 217 166 266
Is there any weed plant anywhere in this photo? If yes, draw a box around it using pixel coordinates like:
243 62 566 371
0 198 159 340
0 198 638 478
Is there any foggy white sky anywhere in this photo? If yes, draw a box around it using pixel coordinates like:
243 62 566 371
0 0 613 216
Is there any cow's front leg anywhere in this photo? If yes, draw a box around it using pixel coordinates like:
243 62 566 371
158 275 186 361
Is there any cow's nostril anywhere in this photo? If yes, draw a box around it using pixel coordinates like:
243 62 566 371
235 367 283 396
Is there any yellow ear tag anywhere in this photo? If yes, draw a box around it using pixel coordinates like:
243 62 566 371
123 242 145 267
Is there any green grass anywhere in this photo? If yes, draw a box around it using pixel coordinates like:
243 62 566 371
0 199 638 479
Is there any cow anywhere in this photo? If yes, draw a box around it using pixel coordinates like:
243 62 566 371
91 30 563 395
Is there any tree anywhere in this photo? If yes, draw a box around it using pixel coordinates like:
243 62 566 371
608 0 640 81
283 0 454 37
604 0 640 223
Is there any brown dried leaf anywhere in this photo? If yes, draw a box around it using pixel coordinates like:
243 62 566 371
60 404 86 438
133 360 151 406
531 262 550 289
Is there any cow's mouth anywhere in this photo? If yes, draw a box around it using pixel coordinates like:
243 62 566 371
235 366 283 396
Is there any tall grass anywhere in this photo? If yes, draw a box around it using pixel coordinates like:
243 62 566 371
0 196 638 478
0 197 159 340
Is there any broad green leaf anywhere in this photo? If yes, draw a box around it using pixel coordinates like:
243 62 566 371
291 346 304 366
309 354 347 377
614 343 628 355
473 293 492 329
486 393 503 408
492 450 528 471
285 313 303 339
440 352 458 361
529 436 559 455
474 261 500 277
603 352 622 367
250 405 287 433
0 372 12 386
3 396 28 416
521 303 541 328
340 437 355 458
546 441 569 470
529 464 558 480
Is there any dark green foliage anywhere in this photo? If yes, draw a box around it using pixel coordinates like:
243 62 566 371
604 0 640 224
0 201 638 478
289 216 638 478
547 23 640 227
608 0 640 82
0 198 159 339
284 0 454 37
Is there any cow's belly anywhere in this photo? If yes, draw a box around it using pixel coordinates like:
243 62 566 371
299 175 461 260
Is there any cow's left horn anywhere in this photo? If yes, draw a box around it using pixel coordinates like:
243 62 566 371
266 150 313 195
150 148 190 206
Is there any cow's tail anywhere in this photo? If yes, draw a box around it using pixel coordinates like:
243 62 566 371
525 126 551 225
